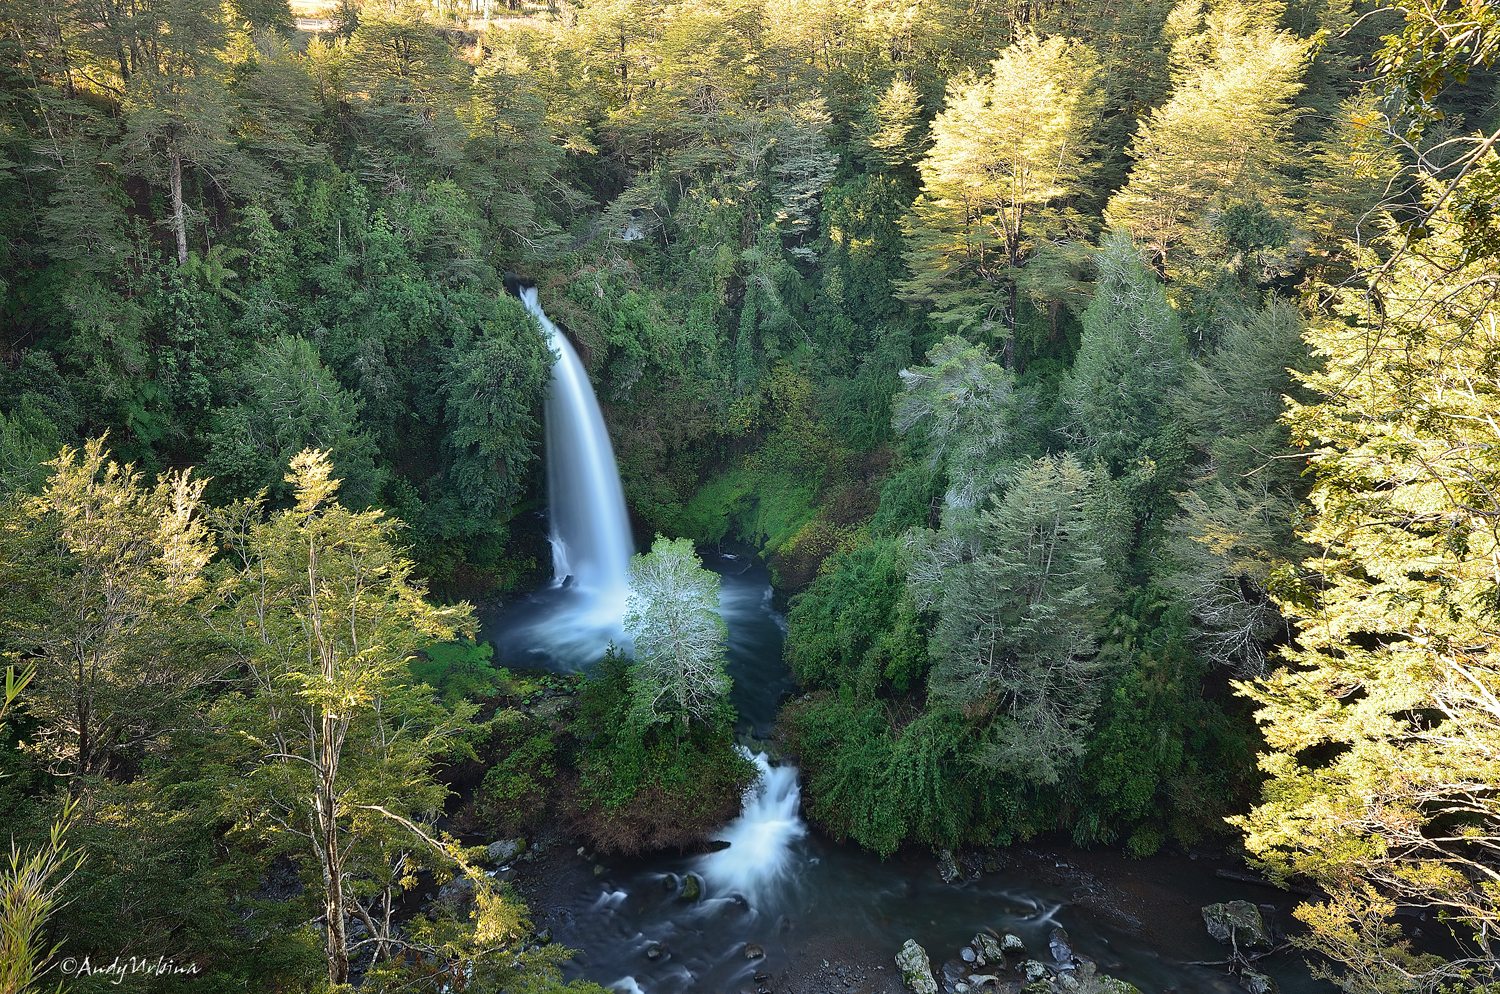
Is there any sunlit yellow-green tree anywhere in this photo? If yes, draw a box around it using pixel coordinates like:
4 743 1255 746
218 449 475 986
1233 164 1500 991
1105 4 1307 281
899 33 1104 364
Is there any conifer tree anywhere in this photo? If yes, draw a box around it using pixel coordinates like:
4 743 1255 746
900 33 1105 362
912 454 1115 784
1234 168 1500 990
1105 5 1307 281
1061 233 1189 476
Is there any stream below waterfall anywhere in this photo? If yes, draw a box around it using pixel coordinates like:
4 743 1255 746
484 547 1332 994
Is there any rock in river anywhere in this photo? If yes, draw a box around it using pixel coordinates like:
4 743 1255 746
895 939 939 994
974 933 1005 966
484 838 523 866
1049 927 1075 967
1202 900 1273 949
1242 971 1279 994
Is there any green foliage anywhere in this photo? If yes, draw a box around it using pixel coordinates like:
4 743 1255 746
787 536 926 695
410 638 511 704
900 33 1106 351
477 717 559 835
1234 167 1500 989
571 655 754 854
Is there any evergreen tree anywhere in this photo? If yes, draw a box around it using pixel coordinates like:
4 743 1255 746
891 335 1015 512
205 335 384 509
853 77 926 173
899 33 1105 362
912 454 1116 785
1105 5 1308 281
1234 169 1500 990
1061 233 1189 477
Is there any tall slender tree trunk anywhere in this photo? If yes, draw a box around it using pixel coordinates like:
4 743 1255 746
168 147 188 265
314 768 350 985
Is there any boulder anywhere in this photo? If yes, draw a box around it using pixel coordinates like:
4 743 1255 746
679 873 703 902
1023 960 1048 983
1242 971 1279 994
975 933 1006 965
484 838 523 866
895 939 940 994
960 945 978 964
1202 901 1273 950
1049 927 1075 967
435 875 476 913
743 943 765 960
1002 934 1026 954
938 850 962 884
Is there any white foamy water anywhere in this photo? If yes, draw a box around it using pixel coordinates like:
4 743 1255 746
697 750 807 904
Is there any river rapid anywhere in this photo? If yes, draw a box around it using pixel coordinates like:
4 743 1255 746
483 547 1332 994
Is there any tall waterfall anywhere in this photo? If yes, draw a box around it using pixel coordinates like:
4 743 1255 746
520 287 634 616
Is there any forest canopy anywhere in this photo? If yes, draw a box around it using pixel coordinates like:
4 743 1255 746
0 0 1498 992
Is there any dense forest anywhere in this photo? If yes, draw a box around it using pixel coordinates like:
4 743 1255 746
0 0 1497 992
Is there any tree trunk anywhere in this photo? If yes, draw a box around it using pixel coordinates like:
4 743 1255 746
168 147 188 265
314 722 349 986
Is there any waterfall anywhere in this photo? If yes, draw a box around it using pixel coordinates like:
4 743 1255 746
698 751 807 904
520 286 634 619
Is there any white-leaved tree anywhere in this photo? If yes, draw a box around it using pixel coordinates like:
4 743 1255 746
624 536 731 731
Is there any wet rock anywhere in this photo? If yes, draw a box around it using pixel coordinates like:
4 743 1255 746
1202 901 1273 949
535 926 553 945
679 873 703 902
896 939 940 994
1022 960 1048 983
744 943 765 960
938 850 961 884
1242 971 1279 994
592 865 605 876
967 975 998 991
1002 934 1026 954
955 984 970 993
1049 927 1075 967
435 875 476 913
960 945 977 964
645 942 665 961
975 933 1005 966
